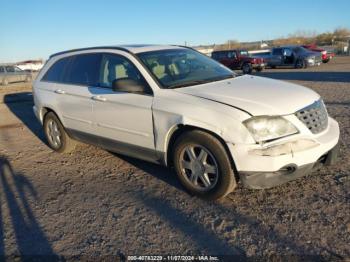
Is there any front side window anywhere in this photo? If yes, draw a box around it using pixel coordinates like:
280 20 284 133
0 67 4 73
99 54 145 89
228 51 237 59
138 49 234 89
64 53 102 86
283 48 293 56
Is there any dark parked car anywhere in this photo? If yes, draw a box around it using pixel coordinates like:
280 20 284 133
265 46 322 69
211 50 265 74
0 65 32 85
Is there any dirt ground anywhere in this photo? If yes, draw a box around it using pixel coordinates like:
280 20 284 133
0 57 349 260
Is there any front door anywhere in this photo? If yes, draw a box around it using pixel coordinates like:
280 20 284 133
90 53 156 161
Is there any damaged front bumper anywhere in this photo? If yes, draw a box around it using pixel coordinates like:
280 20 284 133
239 143 339 189
228 117 340 189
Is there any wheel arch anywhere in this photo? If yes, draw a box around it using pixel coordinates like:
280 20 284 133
40 106 62 124
165 124 238 178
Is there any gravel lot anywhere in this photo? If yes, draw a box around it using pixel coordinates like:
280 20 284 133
0 57 349 260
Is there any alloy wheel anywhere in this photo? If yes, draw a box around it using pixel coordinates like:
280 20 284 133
179 144 219 191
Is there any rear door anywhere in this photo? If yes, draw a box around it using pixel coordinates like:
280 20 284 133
40 53 100 135
270 48 283 66
0 66 4 83
5 66 16 83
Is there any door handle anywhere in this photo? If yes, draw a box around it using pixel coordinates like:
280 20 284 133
91 95 107 102
54 89 66 94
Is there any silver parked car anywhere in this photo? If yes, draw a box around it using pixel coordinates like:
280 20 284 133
0 64 32 85
263 46 322 69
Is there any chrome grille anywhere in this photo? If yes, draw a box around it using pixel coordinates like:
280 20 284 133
295 100 328 134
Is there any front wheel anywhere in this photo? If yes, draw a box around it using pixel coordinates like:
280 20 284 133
295 59 305 69
242 63 253 74
173 130 236 200
43 112 76 153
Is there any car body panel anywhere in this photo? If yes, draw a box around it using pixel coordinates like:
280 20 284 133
174 75 320 116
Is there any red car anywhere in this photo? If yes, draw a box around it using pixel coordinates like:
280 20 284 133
302 44 335 63
211 50 265 74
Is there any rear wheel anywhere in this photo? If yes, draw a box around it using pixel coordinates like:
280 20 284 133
173 130 236 200
2 78 8 86
25 75 32 82
43 112 76 153
242 63 253 74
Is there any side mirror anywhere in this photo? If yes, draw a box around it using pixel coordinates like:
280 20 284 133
112 78 146 94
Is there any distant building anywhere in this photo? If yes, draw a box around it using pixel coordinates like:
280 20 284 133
16 60 44 72
194 46 214 56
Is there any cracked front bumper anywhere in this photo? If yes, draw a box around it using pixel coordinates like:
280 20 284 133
239 143 339 189
228 117 340 189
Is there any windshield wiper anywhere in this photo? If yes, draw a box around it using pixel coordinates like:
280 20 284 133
168 80 209 89
167 74 234 89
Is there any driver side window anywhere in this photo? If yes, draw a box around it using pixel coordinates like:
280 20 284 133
283 48 292 57
99 54 144 89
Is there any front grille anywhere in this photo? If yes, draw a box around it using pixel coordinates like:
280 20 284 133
315 55 322 64
295 100 328 134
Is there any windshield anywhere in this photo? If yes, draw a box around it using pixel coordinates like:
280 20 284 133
137 49 234 89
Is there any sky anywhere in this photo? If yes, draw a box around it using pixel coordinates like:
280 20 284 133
1 0 349 62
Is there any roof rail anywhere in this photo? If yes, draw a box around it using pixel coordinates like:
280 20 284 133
49 46 132 59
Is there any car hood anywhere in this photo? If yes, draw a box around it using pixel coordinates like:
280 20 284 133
173 75 320 116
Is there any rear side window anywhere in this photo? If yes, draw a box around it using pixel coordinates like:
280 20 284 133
42 57 70 82
64 53 102 86
212 52 227 60
272 48 283 56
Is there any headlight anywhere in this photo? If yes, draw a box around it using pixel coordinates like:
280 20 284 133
307 57 315 63
243 116 298 143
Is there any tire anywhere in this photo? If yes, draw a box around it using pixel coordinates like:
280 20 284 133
242 63 253 74
173 130 236 200
2 78 8 86
43 112 76 153
322 59 329 63
270 65 276 69
25 75 32 82
295 59 305 69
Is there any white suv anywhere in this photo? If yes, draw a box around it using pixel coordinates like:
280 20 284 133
33 45 340 200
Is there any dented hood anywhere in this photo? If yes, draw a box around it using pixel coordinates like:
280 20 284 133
174 75 320 116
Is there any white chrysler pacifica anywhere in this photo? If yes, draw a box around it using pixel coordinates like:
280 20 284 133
33 45 340 200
